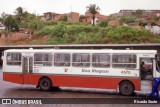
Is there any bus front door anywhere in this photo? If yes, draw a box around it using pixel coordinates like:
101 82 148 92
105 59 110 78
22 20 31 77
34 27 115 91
22 57 33 84
140 58 153 92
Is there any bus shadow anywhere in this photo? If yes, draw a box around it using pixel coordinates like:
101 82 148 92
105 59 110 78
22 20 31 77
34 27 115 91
50 87 139 98
3 86 149 98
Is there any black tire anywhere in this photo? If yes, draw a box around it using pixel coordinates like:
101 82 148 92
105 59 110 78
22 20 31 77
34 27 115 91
39 78 52 91
119 81 134 96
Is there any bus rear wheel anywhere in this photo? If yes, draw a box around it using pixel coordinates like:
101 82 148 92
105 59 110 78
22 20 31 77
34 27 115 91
39 77 52 91
119 81 134 96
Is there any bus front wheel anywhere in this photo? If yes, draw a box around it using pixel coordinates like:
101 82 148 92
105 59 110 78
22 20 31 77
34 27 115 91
39 77 52 91
119 81 134 96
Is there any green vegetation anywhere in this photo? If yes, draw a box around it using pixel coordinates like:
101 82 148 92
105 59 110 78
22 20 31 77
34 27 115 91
35 23 156 44
120 16 136 24
35 26 55 36
154 16 160 21
4 15 19 32
98 20 108 27
59 15 68 21
138 20 148 26
106 26 153 43
1 6 160 45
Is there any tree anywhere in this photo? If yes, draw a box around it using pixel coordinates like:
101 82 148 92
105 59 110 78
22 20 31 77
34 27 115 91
0 12 7 23
3 15 19 43
4 15 19 32
14 7 28 23
86 4 100 26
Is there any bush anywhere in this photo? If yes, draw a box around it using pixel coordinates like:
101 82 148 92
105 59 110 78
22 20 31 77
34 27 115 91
120 16 136 24
36 26 55 36
51 24 67 37
99 20 108 27
106 26 152 43
44 23 155 44
43 20 57 26
27 19 44 30
67 25 100 35
139 20 148 26
59 15 68 21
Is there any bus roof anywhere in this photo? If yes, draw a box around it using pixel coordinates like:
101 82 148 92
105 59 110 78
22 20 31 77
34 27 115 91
4 49 157 54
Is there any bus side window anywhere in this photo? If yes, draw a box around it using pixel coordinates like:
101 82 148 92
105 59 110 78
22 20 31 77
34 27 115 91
92 53 110 68
34 53 52 66
54 53 70 67
72 53 90 67
112 54 136 68
7 53 21 65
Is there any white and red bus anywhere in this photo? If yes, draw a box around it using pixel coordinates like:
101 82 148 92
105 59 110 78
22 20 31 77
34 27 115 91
1 48 160 95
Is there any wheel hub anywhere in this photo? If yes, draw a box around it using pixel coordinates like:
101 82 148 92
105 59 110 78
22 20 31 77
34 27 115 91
43 82 48 87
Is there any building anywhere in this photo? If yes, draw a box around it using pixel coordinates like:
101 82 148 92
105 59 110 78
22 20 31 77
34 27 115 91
39 15 45 21
42 11 107 24
43 12 78 22
108 19 121 27
67 12 79 23
81 12 107 24
43 12 65 21
119 9 160 19
43 12 52 20
52 13 62 21
109 13 123 19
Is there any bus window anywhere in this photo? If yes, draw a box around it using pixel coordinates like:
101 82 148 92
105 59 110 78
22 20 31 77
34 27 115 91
156 54 160 72
140 58 153 80
54 53 70 67
112 54 136 68
7 53 21 65
156 61 160 72
140 58 153 73
72 53 90 67
34 53 52 66
92 53 110 67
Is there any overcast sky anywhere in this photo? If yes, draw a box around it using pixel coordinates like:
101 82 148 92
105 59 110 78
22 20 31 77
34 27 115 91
0 0 160 16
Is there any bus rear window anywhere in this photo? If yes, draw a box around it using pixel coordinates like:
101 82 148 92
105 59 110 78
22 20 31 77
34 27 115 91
7 53 21 65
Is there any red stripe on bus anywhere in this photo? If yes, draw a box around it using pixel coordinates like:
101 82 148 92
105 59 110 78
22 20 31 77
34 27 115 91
3 73 140 91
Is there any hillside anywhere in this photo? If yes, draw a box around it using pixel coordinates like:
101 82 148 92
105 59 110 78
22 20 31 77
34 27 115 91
0 22 160 45
0 32 48 45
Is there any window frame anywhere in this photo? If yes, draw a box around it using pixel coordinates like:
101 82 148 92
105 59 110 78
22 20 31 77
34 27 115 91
6 52 22 66
92 53 110 68
34 53 52 66
72 53 90 67
112 54 137 69
54 53 71 67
